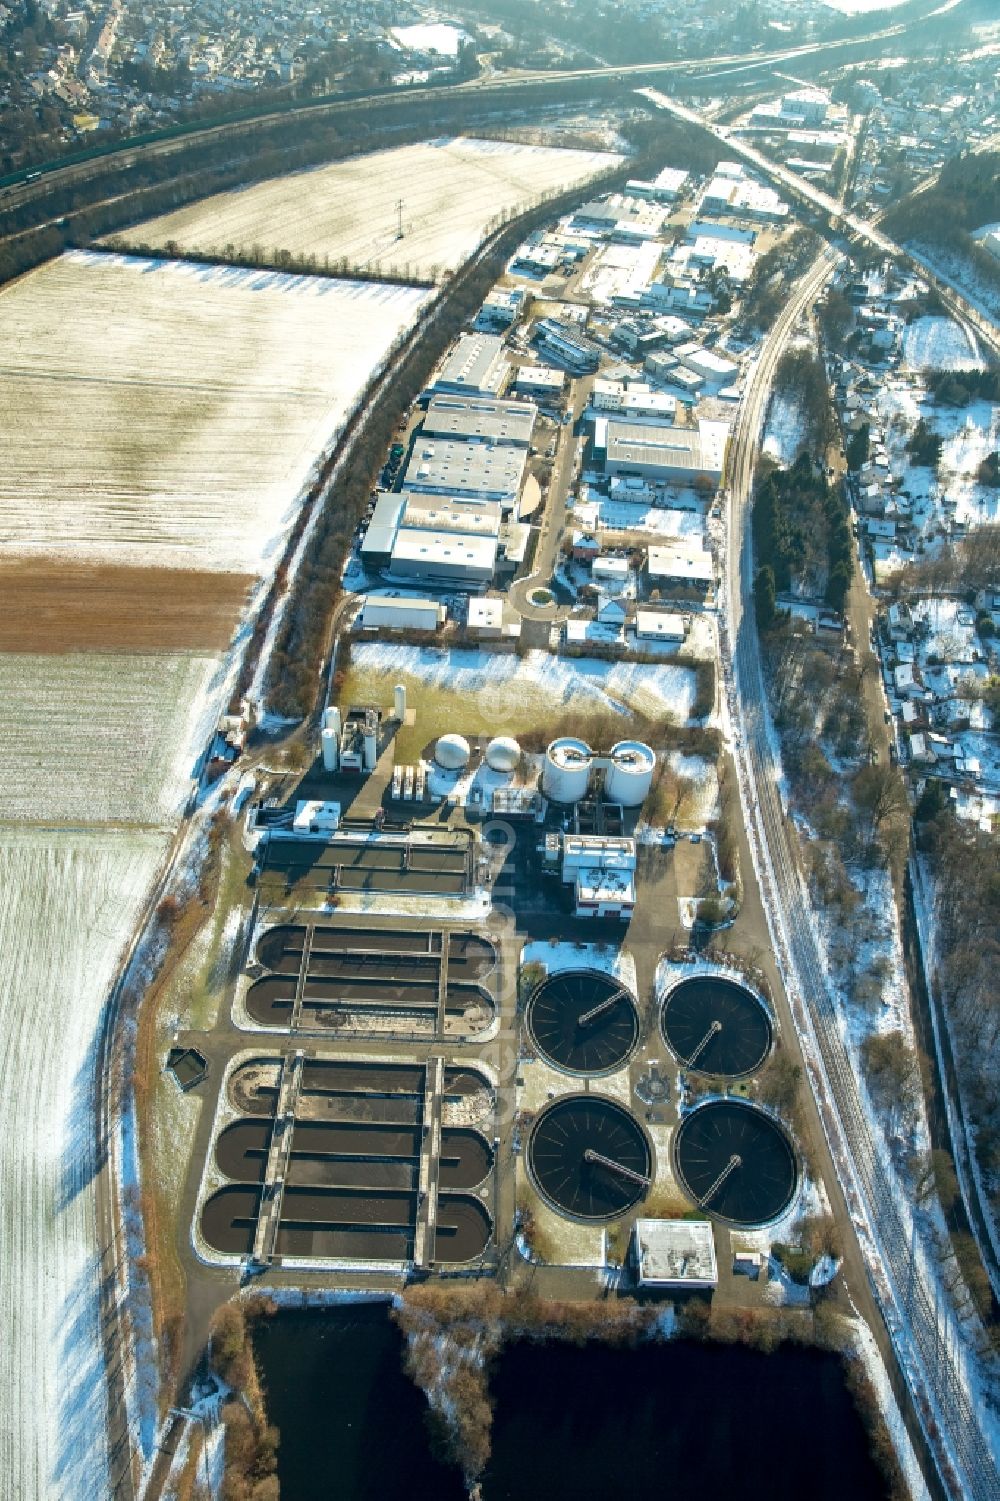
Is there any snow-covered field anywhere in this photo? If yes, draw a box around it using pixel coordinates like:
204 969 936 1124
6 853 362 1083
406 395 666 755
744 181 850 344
762 390 805 464
0 826 168 1500
390 21 467 54
0 251 429 574
0 652 222 826
901 316 982 373
351 642 698 722
114 138 621 281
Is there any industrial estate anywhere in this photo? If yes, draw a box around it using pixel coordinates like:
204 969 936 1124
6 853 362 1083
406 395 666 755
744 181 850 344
1 2 999 1499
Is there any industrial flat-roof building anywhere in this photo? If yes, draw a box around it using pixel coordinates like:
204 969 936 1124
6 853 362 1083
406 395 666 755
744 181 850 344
361 491 505 586
514 365 566 399
423 395 537 448
429 332 508 396
647 541 715 593
403 438 527 508
603 418 729 485
533 317 601 373
673 341 740 389
632 1219 718 1290
360 596 445 632
558 834 637 919
635 609 687 642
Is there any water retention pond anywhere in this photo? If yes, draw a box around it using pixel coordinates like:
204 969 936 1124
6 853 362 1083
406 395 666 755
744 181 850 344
253 1307 889 1500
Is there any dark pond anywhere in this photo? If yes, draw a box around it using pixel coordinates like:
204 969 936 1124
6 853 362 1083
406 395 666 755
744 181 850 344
254 1307 888 1501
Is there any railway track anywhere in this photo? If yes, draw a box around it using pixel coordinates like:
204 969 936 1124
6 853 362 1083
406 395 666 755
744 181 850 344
722 252 1000 1500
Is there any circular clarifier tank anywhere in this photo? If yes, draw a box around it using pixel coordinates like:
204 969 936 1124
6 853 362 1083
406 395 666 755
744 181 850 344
526 969 638 1075
661 974 773 1079
674 1100 797 1228
528 1095 652 1221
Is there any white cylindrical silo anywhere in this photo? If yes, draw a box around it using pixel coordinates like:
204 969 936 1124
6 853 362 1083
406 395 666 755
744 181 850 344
394 684 407 721
605 740 656 807
323 705 342 737
363 728 378 772
321 728 339 773
541 737 592 804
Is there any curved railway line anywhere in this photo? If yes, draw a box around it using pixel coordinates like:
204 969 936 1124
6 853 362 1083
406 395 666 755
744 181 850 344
723 249 999 1501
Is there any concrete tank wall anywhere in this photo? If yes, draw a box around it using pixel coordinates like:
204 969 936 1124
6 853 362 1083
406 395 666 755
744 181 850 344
542 737 592 804
323 705 342 737
605 740 655 807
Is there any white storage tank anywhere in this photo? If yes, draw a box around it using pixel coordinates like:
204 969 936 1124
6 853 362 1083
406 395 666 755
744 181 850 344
434 733 471 771
323 705 342 737
542 737 592 805
605 740 656 808
321 728 339 773
485 735 520 774
394 684 407 722
363 727 378 772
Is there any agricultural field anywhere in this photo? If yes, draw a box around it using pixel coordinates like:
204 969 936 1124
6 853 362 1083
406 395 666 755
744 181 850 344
0 826 169 1501
343 642 696 760
0 651 222 827
113 137 621 280
0 251 430 575
0 562 253 655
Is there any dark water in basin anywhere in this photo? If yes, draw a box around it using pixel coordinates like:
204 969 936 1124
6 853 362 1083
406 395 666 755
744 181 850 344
254 1308 888 1501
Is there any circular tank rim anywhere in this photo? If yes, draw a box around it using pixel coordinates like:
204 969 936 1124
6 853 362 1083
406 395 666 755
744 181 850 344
545 736 593 765
610 738 656 768
659 968 774 1080
527 1091 655 1223
525 968 639 1077
672 1098 798 1229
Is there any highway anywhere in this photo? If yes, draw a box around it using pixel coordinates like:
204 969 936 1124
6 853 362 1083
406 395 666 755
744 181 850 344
0 0 948 217
720 249 1000 1501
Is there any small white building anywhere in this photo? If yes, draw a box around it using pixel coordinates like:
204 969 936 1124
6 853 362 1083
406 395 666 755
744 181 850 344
592 555 630 589
292 800 341 835
635 610 687 642
514 365 566 399
360 596 445 632
632 1219 718 1290
558 835 637 919
467 596 504 639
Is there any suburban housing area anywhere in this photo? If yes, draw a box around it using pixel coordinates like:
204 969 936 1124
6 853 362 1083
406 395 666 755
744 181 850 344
0 6 999 1500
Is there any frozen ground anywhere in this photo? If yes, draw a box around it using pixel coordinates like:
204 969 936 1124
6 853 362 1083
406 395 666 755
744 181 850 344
0 652 223 826
390 22 467 54
350 642 698 722
901 316 983 373
0 252 429 574
0 826 168 1501
762 390 806 465
878 382 999 540
114 139 621 281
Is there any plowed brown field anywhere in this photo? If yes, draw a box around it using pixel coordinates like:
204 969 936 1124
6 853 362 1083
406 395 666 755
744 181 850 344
0 561 252 653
